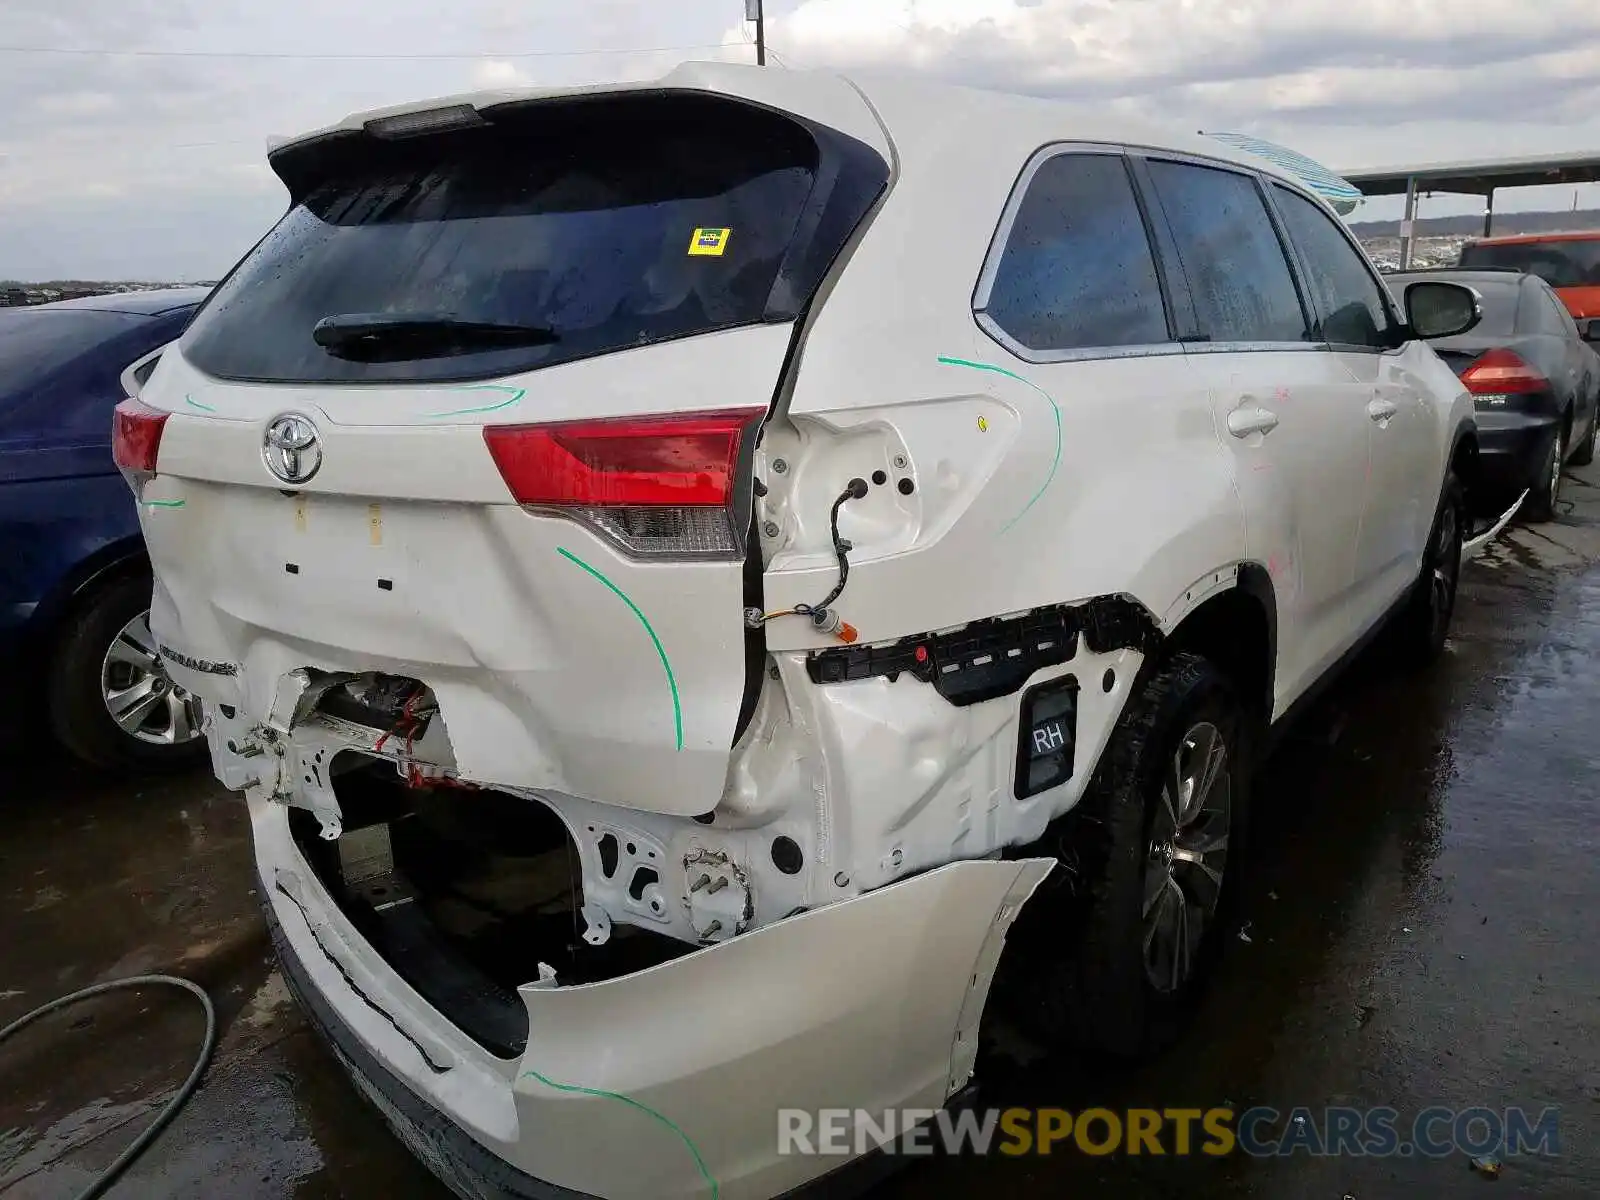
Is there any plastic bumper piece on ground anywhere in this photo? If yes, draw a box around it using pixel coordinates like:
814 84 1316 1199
255 799 1053 1200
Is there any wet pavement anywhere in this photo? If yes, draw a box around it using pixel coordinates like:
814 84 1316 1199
4 469 1600 1199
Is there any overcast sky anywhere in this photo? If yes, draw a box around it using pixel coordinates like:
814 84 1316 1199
6 0 1600 280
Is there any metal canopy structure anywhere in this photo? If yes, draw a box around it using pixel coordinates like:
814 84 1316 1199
1335 150 1600 268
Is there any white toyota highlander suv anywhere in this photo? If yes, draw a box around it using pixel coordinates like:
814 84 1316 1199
117 63 1483 1200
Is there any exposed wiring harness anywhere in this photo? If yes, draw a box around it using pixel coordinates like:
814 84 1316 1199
0 974 217 1200
759 477 869 641
374 686 476 790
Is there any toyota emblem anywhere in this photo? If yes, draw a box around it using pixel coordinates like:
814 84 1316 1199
262 413 322 485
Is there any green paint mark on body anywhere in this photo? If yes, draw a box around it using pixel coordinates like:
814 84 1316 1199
144 499 186 509
556 547 683 751
937 354 1062 532
426 385 526 418
521 1068 717 1198
184 394 217 413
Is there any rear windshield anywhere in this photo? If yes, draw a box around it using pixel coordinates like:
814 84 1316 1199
0 308 144 406
182 96 833 385
1458 240 1600 289
1387 275 1520 337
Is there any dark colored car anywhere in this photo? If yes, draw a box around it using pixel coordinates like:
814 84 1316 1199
1 288 211 767
1386 267 1600 521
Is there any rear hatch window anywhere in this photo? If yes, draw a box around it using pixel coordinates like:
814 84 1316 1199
0 308 143 409
182 93 888 385
1459 240 1600 289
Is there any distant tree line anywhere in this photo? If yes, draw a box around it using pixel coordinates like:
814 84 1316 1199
1349 208 1600 237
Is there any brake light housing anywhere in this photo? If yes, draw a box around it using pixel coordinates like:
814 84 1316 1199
112 398 170 482
484 407 766 558
1460 348 1548 406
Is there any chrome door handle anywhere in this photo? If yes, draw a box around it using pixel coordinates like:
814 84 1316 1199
1367 398 1398 422
1227 406 1280 438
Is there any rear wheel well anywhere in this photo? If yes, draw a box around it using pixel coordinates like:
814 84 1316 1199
1160 577 1274 720
38 542 151 641
1451 431 1481 511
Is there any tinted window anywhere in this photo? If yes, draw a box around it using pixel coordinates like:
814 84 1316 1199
1536 286 1580 339
1459 239 1600 288
1145 160 1307 343
1272 184 1397 349
183 97 839 385
983 153 1169 353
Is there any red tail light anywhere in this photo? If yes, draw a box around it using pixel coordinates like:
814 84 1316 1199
484 407 765 558
112 398 170 473
1460 348 1548 396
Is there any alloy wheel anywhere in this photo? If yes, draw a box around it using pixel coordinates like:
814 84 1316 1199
1142 721 1232 994
101 611 203 746
1548 430 1565 513
1429 495 1460 643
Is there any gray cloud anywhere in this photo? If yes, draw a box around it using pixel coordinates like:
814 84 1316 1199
5 0 1600 278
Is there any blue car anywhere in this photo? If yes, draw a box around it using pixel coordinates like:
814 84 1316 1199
1 287 211 768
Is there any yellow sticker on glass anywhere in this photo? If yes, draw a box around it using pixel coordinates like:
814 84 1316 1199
688 227 731 257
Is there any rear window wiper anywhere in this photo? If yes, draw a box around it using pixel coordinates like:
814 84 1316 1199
311 313 560 361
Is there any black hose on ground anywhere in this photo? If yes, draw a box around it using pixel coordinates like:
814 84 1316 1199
0 974 217 1200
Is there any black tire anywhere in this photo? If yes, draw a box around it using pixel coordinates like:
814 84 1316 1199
47 571 207 772
1392 471 1464 666
1571 408 1597 467
1526 422 1566 522
1023 652 1250 1061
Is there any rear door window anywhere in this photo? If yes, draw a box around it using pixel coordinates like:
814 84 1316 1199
981 151 1171 354
1143 159 1308 344
1270 184 1400 350
182 96 885 385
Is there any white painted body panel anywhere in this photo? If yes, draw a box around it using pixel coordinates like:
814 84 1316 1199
1192 349 1369 713
141 327 798 817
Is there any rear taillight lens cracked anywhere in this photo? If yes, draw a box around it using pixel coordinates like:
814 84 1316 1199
484 407 765 558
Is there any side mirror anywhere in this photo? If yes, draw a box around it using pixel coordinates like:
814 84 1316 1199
1405 281 1481 340
1582 318 1600 343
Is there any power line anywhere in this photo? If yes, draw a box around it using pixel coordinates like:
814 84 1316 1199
0 42 734 62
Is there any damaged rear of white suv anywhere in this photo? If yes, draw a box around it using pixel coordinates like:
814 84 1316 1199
119 63 1481 1200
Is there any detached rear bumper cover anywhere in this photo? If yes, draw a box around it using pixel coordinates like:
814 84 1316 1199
254 798 1051 1200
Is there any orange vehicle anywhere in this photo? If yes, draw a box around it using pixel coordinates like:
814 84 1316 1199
1459 232 1600 320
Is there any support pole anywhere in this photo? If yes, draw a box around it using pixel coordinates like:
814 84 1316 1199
1399 175 1419 269
749 0 766 65
1483 188 1495 238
